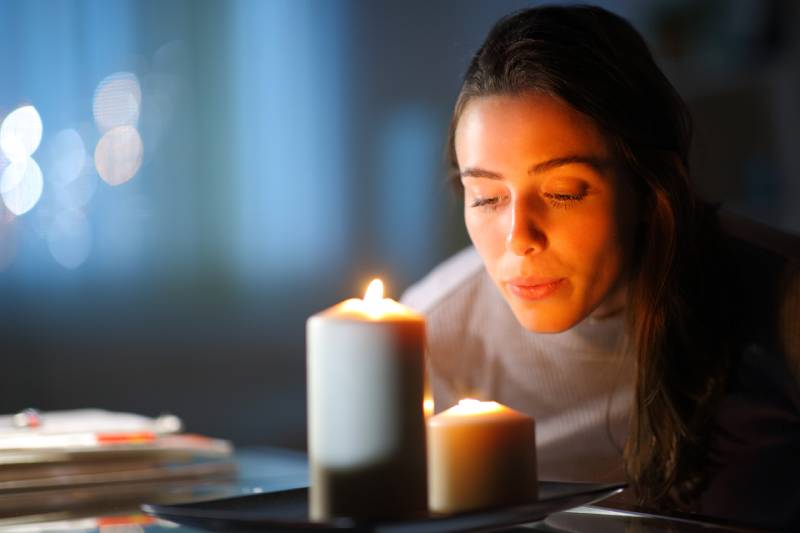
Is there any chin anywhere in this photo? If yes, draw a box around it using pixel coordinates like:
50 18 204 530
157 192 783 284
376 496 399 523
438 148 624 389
508 303 581 333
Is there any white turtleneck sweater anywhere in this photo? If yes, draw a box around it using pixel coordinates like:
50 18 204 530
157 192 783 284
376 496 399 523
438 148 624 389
401 246 634 484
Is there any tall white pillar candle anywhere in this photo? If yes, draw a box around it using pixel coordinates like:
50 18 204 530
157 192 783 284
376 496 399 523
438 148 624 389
307 279 427 521
427 399 537 514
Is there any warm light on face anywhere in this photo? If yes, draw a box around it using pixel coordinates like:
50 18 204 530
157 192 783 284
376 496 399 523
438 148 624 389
455 93 638 332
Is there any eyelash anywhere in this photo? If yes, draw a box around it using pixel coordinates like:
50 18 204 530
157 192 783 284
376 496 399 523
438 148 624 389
470 196 503 210
469 192 586 210
543 192 586 209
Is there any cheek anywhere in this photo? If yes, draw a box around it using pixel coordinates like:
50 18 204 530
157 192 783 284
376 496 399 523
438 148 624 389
557 204 629 296
464 208 506 272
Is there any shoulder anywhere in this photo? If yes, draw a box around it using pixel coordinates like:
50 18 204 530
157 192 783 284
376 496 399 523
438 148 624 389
400 246 487 316
779 260 800 383
716 214 800 380
702 342 800 528
400 247 498 408
400 246 500 375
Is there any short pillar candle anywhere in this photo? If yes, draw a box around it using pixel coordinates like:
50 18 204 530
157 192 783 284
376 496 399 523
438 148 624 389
427 399 537 514
306 279 427 521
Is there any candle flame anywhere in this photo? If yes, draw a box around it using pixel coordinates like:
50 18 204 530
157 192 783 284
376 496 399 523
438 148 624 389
423 398 435 418
335 277 419 321
452 398 503 415
364 278 384 303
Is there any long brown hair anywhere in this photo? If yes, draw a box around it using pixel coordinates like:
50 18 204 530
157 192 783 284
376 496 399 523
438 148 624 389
447 5 732 510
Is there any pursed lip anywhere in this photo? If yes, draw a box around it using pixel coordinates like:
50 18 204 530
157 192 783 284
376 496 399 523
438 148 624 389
504 276 566 300
505 276 565 287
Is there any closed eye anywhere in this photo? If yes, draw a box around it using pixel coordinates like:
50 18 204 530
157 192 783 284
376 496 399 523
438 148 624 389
470 196 501 209
544 191 586 208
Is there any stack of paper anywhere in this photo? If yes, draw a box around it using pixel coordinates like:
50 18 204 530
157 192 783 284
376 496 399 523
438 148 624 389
0 409 236 518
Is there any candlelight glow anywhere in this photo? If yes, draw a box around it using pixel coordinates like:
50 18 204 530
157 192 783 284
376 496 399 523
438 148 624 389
427 399 537 513
364 278 384 303
451 399 503 416
423 398 435 418
334 277 422 321
362 278 387 319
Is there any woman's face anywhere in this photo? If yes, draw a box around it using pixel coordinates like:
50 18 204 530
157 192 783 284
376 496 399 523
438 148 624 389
454 92 639 332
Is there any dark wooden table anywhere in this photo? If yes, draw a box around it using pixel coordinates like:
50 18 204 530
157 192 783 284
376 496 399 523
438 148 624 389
0 447 760 532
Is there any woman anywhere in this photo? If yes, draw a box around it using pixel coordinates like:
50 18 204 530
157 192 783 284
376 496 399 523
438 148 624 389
402 5 800 528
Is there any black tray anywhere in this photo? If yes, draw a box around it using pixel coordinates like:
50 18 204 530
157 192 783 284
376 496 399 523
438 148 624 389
143 481 625 532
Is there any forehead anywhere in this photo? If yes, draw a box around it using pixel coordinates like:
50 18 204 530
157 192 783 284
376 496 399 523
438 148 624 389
454 92 611 166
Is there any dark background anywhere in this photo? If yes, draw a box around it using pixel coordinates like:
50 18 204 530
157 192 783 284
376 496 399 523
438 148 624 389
1 0 798 450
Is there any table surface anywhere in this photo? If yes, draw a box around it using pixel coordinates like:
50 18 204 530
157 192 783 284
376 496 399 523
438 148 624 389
0 447 760 533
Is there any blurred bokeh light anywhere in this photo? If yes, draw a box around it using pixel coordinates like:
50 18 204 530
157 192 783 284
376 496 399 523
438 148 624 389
0 201 16 271
0 105 42 164
93 72 142 134
1 158 44 216
46 129 87 186
46 208 92 269
94 125 143 186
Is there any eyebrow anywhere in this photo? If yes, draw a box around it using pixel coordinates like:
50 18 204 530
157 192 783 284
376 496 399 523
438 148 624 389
460 155 611 180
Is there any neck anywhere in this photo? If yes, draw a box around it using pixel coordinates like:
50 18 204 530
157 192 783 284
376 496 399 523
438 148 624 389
590 284 627 320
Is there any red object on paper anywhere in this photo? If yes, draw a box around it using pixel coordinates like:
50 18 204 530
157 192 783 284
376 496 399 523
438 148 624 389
96 432 156 444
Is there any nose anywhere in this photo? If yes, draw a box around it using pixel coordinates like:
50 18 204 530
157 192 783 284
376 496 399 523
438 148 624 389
506 197 546 256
